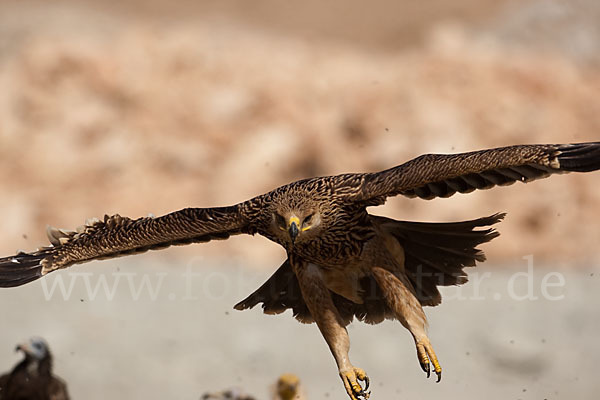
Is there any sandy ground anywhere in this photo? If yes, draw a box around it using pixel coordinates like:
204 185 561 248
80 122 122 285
0 257 599 399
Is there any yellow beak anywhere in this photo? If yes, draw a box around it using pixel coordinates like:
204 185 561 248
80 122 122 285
288 216 300 228
288 216 300 242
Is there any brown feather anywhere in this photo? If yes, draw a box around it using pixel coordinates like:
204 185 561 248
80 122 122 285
0 206 251 287
358 142 600 202
235 212 504 323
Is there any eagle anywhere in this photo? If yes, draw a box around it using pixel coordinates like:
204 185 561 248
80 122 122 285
0 337 70 400
1 143 599 400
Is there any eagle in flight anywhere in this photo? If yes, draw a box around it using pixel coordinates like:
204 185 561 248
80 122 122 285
1 143 599 400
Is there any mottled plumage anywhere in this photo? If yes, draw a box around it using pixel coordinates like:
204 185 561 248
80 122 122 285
1 142 599 400
0 338 69 400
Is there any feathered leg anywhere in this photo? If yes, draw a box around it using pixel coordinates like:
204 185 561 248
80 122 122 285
371 266 442 382
292 257 370 400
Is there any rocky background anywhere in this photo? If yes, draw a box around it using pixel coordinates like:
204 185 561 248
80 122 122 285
0 0 599 266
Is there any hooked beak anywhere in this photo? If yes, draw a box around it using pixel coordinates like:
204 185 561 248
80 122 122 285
15 343 26 353
288 217 300 243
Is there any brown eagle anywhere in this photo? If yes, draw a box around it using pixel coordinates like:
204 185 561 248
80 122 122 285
0 337 70 400
1 143 599 400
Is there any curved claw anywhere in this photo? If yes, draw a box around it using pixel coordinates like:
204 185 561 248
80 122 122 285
416 341 442 381
419 360 430 378
416 343 431 378
340 367 371 400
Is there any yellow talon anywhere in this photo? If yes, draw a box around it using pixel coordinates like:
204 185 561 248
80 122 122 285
431 356 442 383
416 340 442 382
340 367 371 400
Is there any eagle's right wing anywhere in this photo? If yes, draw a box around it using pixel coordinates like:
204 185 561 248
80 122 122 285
0 205 255 287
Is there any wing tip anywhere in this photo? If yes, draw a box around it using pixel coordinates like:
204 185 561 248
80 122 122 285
233 296 259 311
232 301 249 311
488 212 507 222
557 142 600 172
0 252 50 288
472 212 506 230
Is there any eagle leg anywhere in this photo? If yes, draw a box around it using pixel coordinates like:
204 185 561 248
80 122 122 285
292 257 370 400
371 266 442 382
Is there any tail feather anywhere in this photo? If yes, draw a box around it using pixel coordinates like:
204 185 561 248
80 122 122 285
376 213 504 306
234 261 392 326
234 260 316 323
234 260 303 316
235 214 505 324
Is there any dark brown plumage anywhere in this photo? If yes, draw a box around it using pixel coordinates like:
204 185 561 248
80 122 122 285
235 213 504 325
0 338 69 400
0 142 599 400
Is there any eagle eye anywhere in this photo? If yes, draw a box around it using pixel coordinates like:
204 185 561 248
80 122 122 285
302 213 314 226
275 214 287 229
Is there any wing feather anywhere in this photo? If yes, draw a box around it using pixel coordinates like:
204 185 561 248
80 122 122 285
357 142 600 202
0 205 254 287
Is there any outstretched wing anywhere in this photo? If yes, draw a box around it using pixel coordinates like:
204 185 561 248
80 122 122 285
356 142 600 202
0 205 254 288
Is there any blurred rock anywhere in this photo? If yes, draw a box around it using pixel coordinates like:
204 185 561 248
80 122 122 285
0 2 598 267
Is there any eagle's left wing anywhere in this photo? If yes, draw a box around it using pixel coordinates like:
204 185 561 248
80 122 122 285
0 205 254 288
354 142 600 203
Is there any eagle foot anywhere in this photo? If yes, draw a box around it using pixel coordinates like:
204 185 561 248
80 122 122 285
416 342 442 382
339 366 371 400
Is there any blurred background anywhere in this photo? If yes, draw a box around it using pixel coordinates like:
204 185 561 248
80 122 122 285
0 0 599 399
